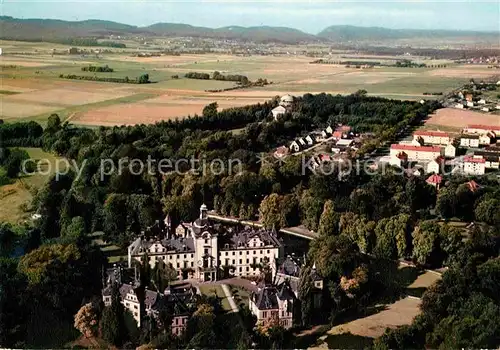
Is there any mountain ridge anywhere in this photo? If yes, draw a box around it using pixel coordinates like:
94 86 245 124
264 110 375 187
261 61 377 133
0 15 498 44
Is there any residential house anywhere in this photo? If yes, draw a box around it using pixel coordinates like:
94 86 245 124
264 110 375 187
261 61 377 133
478 99 487 104
275 255 323 309
274 146 289 159
289 140 302 153
389 152 408 167
305 134 316 146
332 131 343 140
460 134 480 148
164 282 197 337
473 149 500 169
413 131 452 145
271 106 287 121
481 107 490 112
335 139 354 147
454 103 465 109
102 283 161 327
389 144 443 161
250 281 296 329
426 157 444 174
426 174 443 188
68 47 79 54
461 156 486 175
479 133 493 146
466 101 475 108
464 124 500 135
445 143 457 157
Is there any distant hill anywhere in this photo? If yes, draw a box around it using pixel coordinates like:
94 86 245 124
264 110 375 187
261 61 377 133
317 25 499 42
0 16 318 44
0 16 497 45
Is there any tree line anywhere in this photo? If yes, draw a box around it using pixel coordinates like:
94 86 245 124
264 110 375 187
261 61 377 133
59 73 150 84
81 65 114 72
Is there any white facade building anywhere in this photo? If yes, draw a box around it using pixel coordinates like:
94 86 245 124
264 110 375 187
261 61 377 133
389 144 443 161
250 282 296 329
413 131 452 145
461 156 486 175
460 135 480 148
271 106 287 120
128 205 282 282
444 143 457 157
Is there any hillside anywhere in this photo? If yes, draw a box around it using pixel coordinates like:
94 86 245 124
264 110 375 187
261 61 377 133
317 25 499 42
1 16 498 45
0 16 317 44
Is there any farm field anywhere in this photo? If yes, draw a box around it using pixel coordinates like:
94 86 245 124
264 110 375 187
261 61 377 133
1 40 498 126
422 108 500 131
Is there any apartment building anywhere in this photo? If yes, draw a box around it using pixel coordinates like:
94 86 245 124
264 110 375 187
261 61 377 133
389 144 443 161
413 131 452 145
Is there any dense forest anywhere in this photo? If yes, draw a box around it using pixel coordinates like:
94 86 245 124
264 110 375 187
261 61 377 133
0 92 499 348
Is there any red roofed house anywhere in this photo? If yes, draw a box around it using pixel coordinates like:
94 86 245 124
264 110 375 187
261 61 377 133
390 151 408 167
467 180 480 192
462 156 486 175
465 124 500 135
413 131 452 145
274 146 289 159
390 144 443 161
426 174 443 188
319 154 332 162
332 131 343 140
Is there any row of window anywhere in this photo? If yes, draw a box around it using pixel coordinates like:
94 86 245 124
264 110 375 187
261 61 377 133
225 257 264 266
220 249 272 256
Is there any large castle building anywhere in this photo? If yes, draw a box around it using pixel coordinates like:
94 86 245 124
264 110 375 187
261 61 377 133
128 205 283 282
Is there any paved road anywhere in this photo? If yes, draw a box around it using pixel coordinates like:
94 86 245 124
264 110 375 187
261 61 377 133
221 283 239 313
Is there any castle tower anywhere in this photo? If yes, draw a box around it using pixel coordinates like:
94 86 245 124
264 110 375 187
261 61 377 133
200 203 208 220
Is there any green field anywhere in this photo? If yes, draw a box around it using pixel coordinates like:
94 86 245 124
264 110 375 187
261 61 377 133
0 147 66 224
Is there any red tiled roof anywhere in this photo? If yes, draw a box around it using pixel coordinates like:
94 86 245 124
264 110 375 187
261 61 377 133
337 125 352 132
414 130 450 137
390 144 442 152
463 156 486 164
332 131 343 138
467 180 480 192
274 146 288 156
426 174 443 184
395 151 408 160
467 124 500 132
319 154 331 162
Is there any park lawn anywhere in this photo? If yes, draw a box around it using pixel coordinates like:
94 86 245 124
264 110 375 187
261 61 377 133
198 284 233 312
0 147 65 224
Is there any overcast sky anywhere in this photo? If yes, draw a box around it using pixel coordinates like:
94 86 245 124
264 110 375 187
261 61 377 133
4 0 500 33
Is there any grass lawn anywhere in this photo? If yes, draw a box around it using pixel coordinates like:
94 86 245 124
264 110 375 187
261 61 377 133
198 284 233 312
0 147 65 224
